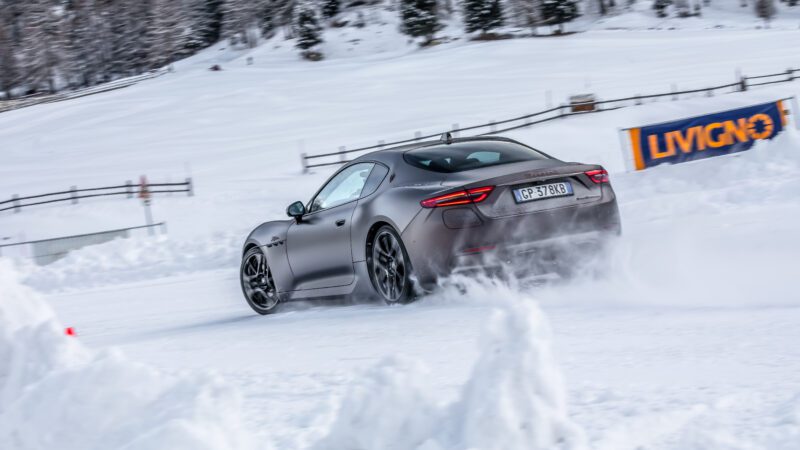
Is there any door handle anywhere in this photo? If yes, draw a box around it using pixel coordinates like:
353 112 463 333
335 219 346 227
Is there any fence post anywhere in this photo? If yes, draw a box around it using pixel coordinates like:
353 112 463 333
186 177 193 196
70 186 78 204
740 75 747 92
339 146 347 162
12 194 19 213
788 68 794 81
378 140 385 149
300 153 308 174
489 121 496 133
671 84 678 101
451 123 459 137
414 131 422 141
126 180 133 198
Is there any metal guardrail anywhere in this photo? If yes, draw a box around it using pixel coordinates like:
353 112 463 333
300 68 799 170
0 222 167 265
0 69 168 114
1 178 193 213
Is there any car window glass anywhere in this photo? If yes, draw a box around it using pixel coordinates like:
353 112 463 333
404 141 548 173
361 164 389 198
309 163 374 212
468 151 500 163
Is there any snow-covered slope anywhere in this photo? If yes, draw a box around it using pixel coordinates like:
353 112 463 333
2 24 800 450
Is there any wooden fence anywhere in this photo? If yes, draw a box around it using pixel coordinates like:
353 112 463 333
0 68 168 114
0 178 193 214
300 67 799 171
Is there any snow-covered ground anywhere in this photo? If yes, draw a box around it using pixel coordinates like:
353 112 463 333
2 22 800 449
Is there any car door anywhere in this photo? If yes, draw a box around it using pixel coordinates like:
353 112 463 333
286 163 375 290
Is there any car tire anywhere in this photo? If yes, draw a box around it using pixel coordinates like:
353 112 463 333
240 246 281 315
368 225 415 305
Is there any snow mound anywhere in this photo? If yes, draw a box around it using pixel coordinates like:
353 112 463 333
312 355 441 450
0 261 254 450
11 232 240 294
316 281 586 450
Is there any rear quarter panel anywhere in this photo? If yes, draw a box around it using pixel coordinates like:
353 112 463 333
350 157 447 263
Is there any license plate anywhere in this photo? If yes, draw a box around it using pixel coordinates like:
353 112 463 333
513 182 573 203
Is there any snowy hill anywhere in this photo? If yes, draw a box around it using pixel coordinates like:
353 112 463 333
2 19 800 450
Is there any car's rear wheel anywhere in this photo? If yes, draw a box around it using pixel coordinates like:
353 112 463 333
369 226 414 304
240 246 280 315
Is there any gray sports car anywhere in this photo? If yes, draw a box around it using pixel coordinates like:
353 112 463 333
240 135 621 314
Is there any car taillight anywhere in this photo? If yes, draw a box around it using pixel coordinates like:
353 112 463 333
421 186 495 208
585 169 609 184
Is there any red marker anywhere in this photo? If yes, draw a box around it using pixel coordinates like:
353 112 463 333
64 327 76 337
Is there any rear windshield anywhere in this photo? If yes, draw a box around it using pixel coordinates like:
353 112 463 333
403 141 549 173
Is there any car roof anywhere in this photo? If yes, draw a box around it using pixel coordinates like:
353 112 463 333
351 135 524 165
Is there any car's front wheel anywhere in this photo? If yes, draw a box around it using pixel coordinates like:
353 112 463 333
240 246 280 315
368 226 415 304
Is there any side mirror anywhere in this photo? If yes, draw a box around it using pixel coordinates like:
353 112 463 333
286 201 306 221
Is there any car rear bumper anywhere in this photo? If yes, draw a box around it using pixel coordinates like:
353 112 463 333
401 191 620 286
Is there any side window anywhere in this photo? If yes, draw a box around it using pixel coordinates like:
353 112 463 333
361 164 389 198
309 163 374 212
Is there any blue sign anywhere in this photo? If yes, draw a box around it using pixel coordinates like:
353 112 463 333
627 100 789 170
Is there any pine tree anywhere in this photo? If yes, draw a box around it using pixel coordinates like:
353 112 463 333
755 0 775 23
62 0 101 88
293 0 322 57
198 0 223 46
222 0 258 45
321 0 340 19
147 0 187 68
184 0 217 51
653 0 671 17
674 0 690 16
0 0 22 97
17 0 64 93
463 0 504 34
505 0 542 31
540 0 578 33
400 0 438 41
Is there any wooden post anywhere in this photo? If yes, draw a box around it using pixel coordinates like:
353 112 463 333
300 153 308 174
740 75 747 92
70 186 78 204
186 177 193 196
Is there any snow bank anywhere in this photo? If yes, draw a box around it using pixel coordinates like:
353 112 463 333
10 232 240 294
316 278 586 450
0 261 254 450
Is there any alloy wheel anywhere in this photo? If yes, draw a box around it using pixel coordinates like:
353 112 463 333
371 230 407 302
241 249 279 312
